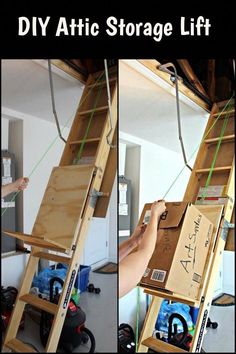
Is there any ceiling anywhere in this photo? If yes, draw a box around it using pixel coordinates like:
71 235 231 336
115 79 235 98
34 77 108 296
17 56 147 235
2 60 84 127
119 60 209 154
2 59 211 156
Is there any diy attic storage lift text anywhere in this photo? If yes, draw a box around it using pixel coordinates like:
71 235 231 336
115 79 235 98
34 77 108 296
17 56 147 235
18 16 211 41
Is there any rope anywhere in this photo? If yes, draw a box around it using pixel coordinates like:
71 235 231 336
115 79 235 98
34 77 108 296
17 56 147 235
74 64 116 162
200 114 229 200
74 71 105 163
48 59 67 144
162 95 234 199
1 70 105 217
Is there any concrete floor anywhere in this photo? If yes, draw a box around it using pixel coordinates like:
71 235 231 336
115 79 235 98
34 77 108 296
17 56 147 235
3 272 117 353
202 305 235 353
2 277 234 352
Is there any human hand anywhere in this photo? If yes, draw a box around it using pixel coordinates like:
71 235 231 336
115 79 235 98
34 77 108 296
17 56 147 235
131 223 147 246
13 177 29 192
151 200 166 218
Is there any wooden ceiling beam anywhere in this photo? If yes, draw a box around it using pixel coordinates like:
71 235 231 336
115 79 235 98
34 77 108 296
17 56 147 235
207 59 216 102
177 59 210 100
51 60 87 84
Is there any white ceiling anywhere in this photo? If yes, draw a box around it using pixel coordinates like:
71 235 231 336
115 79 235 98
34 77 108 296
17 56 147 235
2 59 209 157
119 60 209 154
1 60 84 126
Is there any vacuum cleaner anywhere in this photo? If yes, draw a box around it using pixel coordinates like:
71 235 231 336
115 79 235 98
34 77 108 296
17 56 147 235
40 277 95 353
168 313 193 351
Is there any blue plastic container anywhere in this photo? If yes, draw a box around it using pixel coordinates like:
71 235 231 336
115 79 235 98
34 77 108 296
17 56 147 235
155 300 194 333
32 263 91 295
53 263 91 293
190 306 199 325
74 265 91 293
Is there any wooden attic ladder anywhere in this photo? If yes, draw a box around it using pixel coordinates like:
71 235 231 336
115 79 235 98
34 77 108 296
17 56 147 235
138 99 235 353
3 66 117 353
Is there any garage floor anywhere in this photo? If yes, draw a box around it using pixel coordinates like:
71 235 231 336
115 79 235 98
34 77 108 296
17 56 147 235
202 304 235 353
2 272 117 353
2 278 234 352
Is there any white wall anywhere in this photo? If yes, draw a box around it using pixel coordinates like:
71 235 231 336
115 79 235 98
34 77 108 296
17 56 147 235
9 120 24 232
2 117 27 288
22 114 69 234
1 254 29 288
125 146 141 232
1 113 69 287
8 113 69 234
223 251 235 294
119 143 126 176
139 141 191 206
1 118 9 150
119 287 148 330
108 179 118 263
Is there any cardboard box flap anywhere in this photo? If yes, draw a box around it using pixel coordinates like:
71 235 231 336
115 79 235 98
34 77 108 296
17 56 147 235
159 202 189 229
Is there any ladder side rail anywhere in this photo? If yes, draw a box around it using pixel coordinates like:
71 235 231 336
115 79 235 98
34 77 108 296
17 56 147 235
46 81 117 352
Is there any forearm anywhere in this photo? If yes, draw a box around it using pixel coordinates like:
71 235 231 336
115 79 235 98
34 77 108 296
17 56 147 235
119 248 153 298
1 184 16 198
138 214 159 258
119 236 137 262
119 215 160 297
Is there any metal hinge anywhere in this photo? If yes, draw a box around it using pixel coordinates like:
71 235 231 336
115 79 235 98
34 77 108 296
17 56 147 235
89 188 109 208
221 220 235 241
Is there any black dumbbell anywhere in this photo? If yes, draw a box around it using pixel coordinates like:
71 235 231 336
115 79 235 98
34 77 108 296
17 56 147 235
94 287 101 294
87 283 101 294
87 283 95 292
206 317 218 329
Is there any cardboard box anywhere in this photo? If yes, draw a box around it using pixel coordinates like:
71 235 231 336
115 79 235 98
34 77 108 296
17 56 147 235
140 202 214 300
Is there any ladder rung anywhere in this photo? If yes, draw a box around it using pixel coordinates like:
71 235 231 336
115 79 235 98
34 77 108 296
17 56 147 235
142 337 187 353
196 166 232 174
20 293 58 314
5 338 37 352
87 77 117 88
69 137 100 145
213 109 234 117
216 99 234 109
205 134 235 144
143 287 199 307
33 251 71 264
78 106 108 116
3 230 68 252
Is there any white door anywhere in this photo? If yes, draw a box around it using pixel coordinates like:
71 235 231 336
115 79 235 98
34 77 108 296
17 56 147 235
83 217 109 266
213 257 223 298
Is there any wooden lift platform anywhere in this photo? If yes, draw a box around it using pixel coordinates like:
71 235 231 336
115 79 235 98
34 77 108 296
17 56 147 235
138 99 235 353
2 65 117 352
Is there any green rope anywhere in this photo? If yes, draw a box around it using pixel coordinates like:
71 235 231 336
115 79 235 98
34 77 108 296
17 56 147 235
1 70 106 217
200 114 229 200
74 71 105 163
135 286 141 352
162 95 234 199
